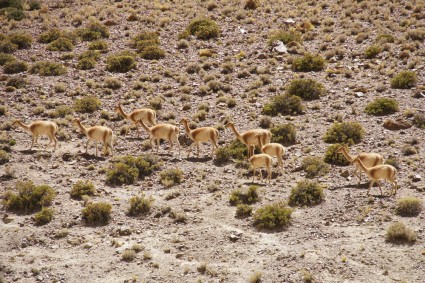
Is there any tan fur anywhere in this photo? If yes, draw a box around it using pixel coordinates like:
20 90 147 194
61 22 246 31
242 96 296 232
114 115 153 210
13 119 58 151
138 119 180 155
225 122 272 158
115 103 156 138
353 157 398 196
337 146 384 185
256 134 285 174
180 118 219 158
249 153 272 184
73 118 113 157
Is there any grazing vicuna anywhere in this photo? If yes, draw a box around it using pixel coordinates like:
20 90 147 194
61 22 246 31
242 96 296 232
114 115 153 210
138 119 180 155
115 103 156 138
13 120 58 151
353 157 398 196
256 134 286 174
225 122 271 158
73 118 113 157
180 118 219 158
249 153 272 184
337 146 384 185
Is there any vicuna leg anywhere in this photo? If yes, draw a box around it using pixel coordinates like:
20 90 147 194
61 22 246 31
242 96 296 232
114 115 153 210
95 141 98 157
367 180 375 195
376 181 383 196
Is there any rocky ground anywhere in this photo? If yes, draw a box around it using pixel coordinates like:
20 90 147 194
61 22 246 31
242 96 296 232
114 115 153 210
1 0 424 282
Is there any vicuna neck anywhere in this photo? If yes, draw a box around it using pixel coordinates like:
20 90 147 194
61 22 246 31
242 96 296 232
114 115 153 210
341 147 355 162
16 121 30 132
117 105 129 119
228 124 242 141
182 120 191 134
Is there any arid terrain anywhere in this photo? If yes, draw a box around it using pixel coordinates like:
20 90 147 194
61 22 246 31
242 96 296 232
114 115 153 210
0 0 424 282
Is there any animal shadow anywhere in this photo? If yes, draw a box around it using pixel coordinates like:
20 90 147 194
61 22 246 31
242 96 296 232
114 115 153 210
80 153 106 161
186 156 212 162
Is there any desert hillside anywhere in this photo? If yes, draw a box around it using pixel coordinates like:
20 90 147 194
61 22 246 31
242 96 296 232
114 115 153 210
0 0 424 282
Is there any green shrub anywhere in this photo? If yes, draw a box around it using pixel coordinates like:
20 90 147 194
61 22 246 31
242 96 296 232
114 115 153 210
324 144 350 166
77 57 96 70
6 77 26 88
4 60 27 74
34 207 54 225
406 28 425 41
79 50 101 61
77 21 109 41
140 45 166 60
160 168 183 187
82 202 112 225
253 202 293 230
28 0 41 10
0 106 6 116
127 195 154 216
74 96 101 113
236 204 252 217
413 113 425 129
301 156 330 178
49 105 73 118
323 121 364 145
270 124 297 145
244 0 260 9
38 28 76 43
0 149 10 164
229 185 259 206
5 8 25 21
106 55 136 72
395 197 422 217
106 162 139 185
365 98 399 116
286 78 325 100
47 37 74 51
186 18 220 40
263 94 304 116
131 31 159 47
3 180 56 213
288 180 324 206
385 222 417 243
70 180 96 199
0 39 17 53
121 249 136 262
106 155 160 186
0 52 15 65
88 40 108 51
8 32 32 49
364 45 382 59
292 53 325 72
29 61 67 76
214 140 247 164
0 0 23 9
104 77 121 89
390 71 417 89
268 29 302 45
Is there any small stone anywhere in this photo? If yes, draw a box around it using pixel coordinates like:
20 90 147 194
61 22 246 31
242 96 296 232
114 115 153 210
176 253 184 258
118 226 132 236
3 216 14 224
355 92 364 97
257 53 268 59
383 119 412 131
412 174 421 182
341 170 350 178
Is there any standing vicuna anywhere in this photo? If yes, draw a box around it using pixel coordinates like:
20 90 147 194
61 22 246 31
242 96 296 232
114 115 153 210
138 119 180 155
256 134 286 174
225 122 271 158
13 120 58 151
249 153 272 184
73 118 113 157
180 118 219 158
337 146 384 185
353 157 398 196
115 103 156 138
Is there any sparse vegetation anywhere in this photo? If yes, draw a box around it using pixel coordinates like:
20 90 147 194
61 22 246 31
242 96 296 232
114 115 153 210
8 32 32 49
263 94 304 116
0 150 10 164
185 18 220 40
292 53 325 72
253 202 293 230
301 156 330 178
47 37 74 51
74 96 101 113
323 121 364 145
268 29 302 45
128 195 154 216
413 113 425 129
214 140 247 164
364 45 382 59
286 78 326 100
236 204 253 217
229 185 259 205
82 202 112 225
3 181 56 213
34 207 54 225
160 168 183 187
390 71 417 89
288 180 324 206
365 98 399 116
385 222 417 244
70 180 96 199
270 124 297 145
29 61 67 76
395 197 422 217
3 60 27 74
106 54 136 73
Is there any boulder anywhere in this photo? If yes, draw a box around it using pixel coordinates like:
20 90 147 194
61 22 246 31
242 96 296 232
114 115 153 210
383 118 412 130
